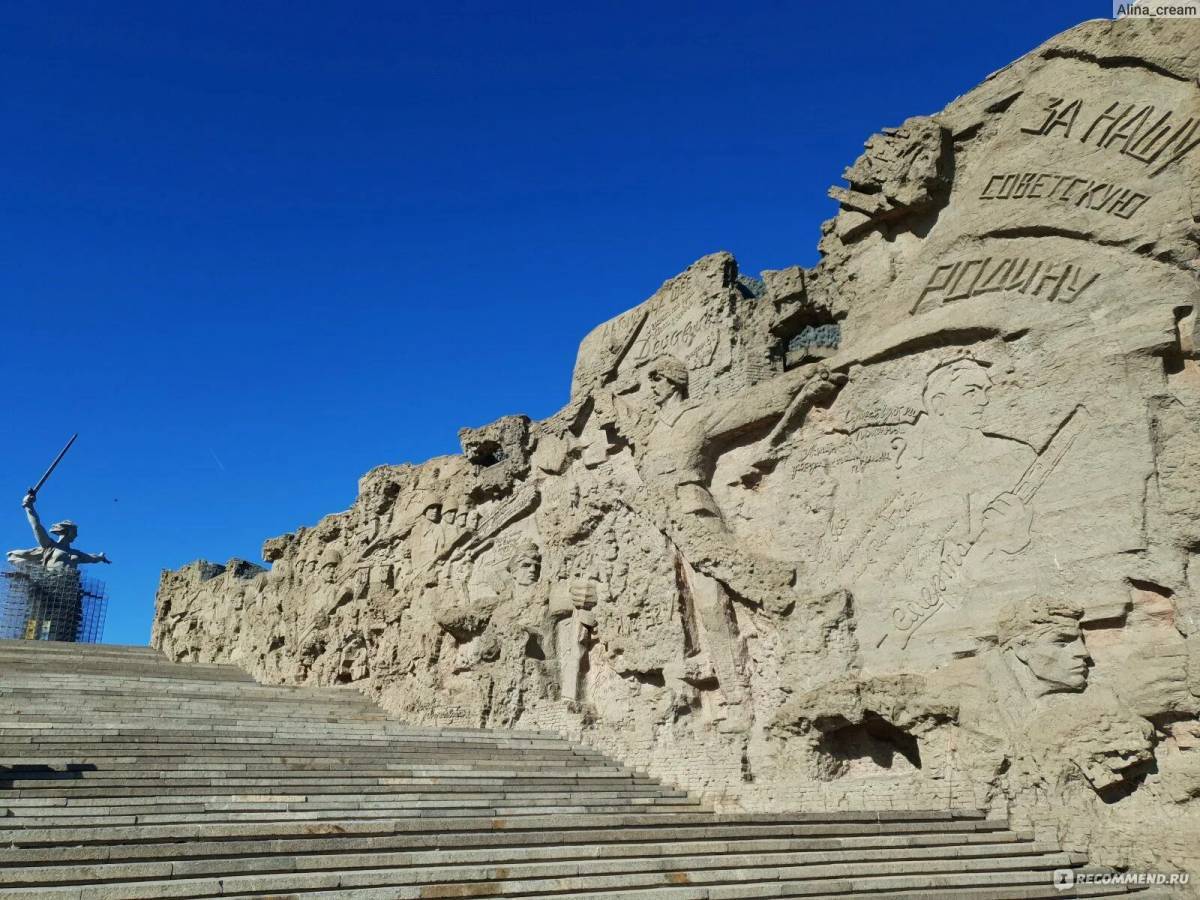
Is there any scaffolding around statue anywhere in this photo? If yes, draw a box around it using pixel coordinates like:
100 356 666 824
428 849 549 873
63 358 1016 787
0 562 108 643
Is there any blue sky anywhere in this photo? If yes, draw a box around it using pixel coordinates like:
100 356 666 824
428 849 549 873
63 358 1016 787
1 1 1103 646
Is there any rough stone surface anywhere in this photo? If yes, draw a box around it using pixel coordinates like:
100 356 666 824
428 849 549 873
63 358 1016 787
154 19 1200 886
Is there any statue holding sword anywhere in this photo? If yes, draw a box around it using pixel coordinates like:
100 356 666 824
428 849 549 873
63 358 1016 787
5 435 109 642
8 434 111 571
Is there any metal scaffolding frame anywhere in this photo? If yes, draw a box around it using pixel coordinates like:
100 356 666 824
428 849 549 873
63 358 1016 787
0 563 107 643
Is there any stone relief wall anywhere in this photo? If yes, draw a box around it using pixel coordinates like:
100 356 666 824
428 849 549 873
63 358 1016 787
154 20 1200 880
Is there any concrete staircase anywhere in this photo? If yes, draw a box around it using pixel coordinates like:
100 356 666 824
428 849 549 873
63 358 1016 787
0 640 1142 899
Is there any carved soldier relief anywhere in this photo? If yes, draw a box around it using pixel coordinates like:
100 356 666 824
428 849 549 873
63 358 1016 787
152 20 1200 883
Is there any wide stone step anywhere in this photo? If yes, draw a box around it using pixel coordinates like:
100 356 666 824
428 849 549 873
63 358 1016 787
0 851 1083 898
0 772 657 787
0 806 713 829
0 720 561 742
0 743 605 761
0 761 637 778
3 776 679 793
0 732 603 749
1 790 693 811
6 796 694 812
3 786 678 803
0 715 564 729
0 829 1035 867
2 810 714 831
2 777 680 791
0 743 606 757
0 664 257 683
0 841 1075 887
1 811 1009 848
199 885 1130 900
0 720 545 734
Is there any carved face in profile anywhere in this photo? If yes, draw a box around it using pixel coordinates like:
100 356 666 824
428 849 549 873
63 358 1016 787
49 520 78 544
999 598 1091 696
599 528 619 563
1016 622 1090 692
924 360 991 430
642 355 688 408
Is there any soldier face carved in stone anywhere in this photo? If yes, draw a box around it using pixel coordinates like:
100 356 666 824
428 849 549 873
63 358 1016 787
999 598 1090 696
642 355 689 408
318 548 342 585
1019 625 1089 691
508 541 541 587
599 527 619 563
923 359 991 431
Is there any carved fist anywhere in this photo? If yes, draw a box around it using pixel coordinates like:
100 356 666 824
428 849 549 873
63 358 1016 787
800 367 847 404
21 491 36 510
570 582 597 610
97 552 112 565
980 492 1033 556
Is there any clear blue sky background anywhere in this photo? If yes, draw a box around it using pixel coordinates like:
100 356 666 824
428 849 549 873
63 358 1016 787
1 1 1103 646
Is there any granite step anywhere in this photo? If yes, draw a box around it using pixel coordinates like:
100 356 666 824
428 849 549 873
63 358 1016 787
0 853 1096 899
0 829 1036 867
0 845 1080 888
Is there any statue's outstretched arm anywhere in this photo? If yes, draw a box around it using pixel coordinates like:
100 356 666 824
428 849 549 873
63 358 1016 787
21 492 54 549
72 549 111 565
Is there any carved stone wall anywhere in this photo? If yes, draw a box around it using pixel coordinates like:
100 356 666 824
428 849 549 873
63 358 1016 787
154 20 1200 881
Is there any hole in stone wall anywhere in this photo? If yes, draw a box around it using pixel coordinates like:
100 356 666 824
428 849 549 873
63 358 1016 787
1163 305 1195 376
523 631 546 661
1098 756 1158 804
1127 578 1174 598
773 314 842 370
625 669 666 688
736 275 766 298
467 441 506 468
816 714 922 776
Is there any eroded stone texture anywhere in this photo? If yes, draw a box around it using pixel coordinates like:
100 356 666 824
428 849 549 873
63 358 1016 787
153 19 1200 883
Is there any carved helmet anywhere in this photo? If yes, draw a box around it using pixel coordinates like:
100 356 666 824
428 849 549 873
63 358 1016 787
644 354 689 390
509 539 541 565
318 547 343 569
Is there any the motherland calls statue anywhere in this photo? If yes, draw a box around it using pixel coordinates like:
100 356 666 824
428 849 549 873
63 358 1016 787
153 18 1200 887
9 491 111 572
5 436 110 642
